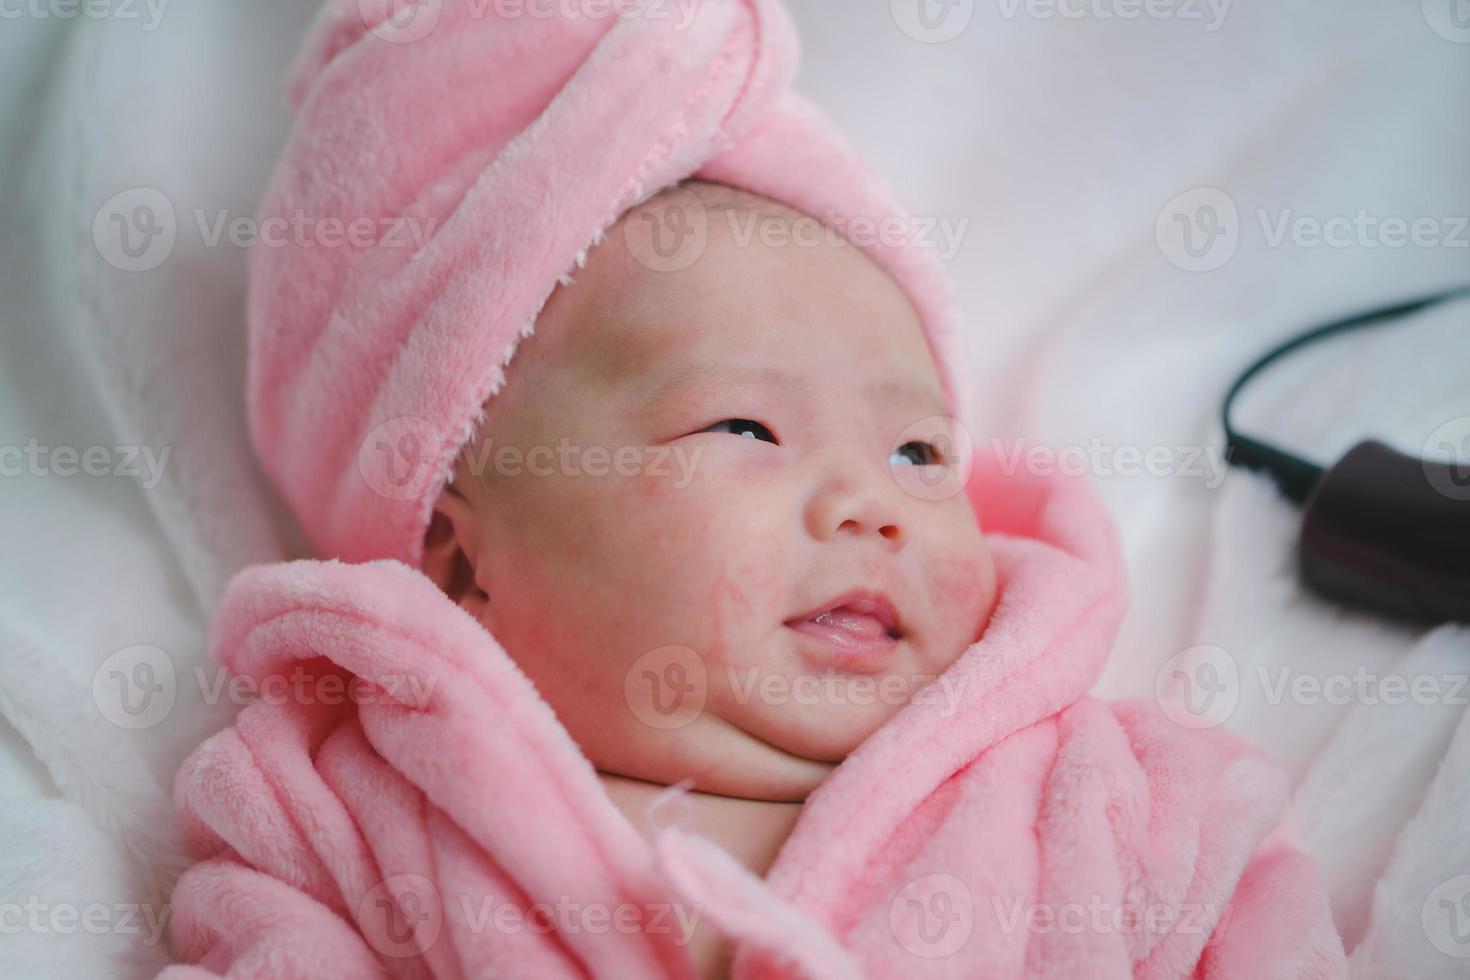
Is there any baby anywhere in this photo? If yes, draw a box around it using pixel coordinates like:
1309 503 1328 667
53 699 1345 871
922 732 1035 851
423 178 998 805
160 1 1347 977
418 179 997 971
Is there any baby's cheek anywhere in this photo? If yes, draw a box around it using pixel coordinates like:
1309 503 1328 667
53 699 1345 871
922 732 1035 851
929 553 984 608
925 547 998 644
613 472 789 646
705 528 788 668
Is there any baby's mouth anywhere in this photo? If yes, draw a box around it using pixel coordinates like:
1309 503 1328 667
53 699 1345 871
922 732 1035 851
784 591 905 665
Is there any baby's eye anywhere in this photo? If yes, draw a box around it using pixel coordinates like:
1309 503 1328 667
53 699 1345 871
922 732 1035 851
890 440 944 467
701 419 779 444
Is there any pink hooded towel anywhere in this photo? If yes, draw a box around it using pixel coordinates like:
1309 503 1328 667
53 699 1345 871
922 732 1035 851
159 0 1349 976
245 0 966 568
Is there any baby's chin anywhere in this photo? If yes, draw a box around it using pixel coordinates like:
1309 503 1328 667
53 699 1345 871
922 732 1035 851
591 630 982 801
710 633 974 765
603 683 927 802
592 712 840 802
716 685 909 762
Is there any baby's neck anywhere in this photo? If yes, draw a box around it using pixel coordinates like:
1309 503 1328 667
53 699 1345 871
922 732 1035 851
596 772 804 879
597 772 805 980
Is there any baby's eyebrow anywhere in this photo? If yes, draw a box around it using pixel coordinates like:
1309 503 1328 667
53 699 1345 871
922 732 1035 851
646 362 798 400
867 376 946 410
644 361 943 411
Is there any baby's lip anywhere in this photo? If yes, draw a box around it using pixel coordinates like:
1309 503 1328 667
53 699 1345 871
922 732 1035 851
784 590 904 640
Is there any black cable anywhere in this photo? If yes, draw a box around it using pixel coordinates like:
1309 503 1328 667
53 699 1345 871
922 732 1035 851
1221 283 1470 505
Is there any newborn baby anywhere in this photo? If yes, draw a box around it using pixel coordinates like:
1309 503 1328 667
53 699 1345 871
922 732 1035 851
420 183 999 975
422 178 997 806
160 2 1347 977
419 181 997 968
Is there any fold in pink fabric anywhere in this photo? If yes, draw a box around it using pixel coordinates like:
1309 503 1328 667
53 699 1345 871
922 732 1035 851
160 455 1347 978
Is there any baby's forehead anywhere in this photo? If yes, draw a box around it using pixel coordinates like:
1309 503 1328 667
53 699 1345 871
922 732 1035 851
549 179 942 400
560 186 774 373
557 264 699 387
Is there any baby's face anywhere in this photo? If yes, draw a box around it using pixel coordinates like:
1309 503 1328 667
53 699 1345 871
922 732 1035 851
428 182 997 801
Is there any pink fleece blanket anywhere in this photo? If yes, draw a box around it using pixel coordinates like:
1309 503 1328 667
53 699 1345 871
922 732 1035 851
159 458 1346 978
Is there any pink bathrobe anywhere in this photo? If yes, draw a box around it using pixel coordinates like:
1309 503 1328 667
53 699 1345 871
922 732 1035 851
160 455 1346 978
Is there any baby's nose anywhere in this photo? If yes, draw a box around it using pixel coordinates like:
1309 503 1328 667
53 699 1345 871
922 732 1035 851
805 465 908 549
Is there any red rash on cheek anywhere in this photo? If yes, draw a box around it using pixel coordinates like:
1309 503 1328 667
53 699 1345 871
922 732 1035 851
633 451 695 500
635 469 667 500
705 531 787 668
928 552 994 619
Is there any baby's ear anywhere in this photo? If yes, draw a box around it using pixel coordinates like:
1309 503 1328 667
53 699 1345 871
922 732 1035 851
421 482 489 619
